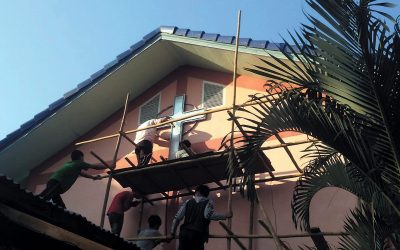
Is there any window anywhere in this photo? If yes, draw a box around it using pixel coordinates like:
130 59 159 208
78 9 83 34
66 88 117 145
202 81 224 108
139 94 160 125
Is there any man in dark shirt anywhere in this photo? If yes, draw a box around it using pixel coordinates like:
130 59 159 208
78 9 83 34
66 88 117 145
169 185 232 250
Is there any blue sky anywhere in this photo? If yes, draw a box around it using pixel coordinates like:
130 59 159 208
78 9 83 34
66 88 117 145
0 1 398 139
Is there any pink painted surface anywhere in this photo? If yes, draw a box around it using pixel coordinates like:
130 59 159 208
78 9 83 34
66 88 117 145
26 66 356 249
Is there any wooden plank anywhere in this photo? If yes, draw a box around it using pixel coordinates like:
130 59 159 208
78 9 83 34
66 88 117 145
181 144 224 188
142 172 169 198
169 168 194 194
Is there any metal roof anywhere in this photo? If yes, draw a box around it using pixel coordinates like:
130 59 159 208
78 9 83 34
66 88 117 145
0 175 137 249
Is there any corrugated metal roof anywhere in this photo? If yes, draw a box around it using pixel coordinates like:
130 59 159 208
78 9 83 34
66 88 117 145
0 175 136 249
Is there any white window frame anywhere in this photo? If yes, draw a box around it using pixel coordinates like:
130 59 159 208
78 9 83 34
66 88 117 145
138 92 161 125
201 81 225 109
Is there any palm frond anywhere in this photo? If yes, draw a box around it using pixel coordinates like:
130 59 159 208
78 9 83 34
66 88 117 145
224 90 378 186
339 204 395 250
292 154 396 231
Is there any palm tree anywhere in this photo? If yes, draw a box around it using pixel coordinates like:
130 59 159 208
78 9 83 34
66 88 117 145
224 0 400 248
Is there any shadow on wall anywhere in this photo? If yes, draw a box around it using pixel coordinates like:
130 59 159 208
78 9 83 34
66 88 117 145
158 131 213 153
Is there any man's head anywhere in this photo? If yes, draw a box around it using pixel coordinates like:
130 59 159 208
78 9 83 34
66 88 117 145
179 140 191 150
195 185 210 198
71 150 84 161
148 215 162 229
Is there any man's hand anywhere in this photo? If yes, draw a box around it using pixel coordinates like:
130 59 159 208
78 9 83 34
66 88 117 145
225 211 233 219
92 175 102 180
131 198 142 207
166 234 175 242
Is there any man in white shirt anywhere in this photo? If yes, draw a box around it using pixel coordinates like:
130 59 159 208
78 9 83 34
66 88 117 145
136 215 163 250
134 117 169 166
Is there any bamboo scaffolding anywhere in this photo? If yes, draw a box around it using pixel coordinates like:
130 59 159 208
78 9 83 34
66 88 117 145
97 174 301 202
93 136 315 179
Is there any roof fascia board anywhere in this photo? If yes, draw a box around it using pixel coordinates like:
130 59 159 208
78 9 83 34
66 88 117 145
0 35 164 154
160 33 292 60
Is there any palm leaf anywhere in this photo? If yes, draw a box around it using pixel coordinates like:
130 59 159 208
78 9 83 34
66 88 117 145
339 204 396 250
245 0 400 205
292 154 396 231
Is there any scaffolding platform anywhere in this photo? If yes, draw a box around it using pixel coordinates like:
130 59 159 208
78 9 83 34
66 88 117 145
112 150 274 195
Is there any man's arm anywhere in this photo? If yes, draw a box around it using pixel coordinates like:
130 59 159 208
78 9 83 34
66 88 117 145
170 200 188 236
204 199 232 220
80 171 97 180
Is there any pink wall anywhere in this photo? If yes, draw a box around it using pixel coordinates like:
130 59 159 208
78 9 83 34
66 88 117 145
26 66 356 249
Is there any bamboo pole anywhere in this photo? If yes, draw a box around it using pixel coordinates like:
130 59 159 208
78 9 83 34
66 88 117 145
90 151 113 228
126 231 348 241
258 220 290 250
274 134 303 173
137 199 144 234
164 196 169 235
255 191 283 250
227 10 241 250
98 93 131 228
112 93 130 165
219 221 247 250
260 139 318 151
249 188 255 250
101 174 113 228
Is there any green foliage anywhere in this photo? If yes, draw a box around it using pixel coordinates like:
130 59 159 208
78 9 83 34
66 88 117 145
224 0 400 248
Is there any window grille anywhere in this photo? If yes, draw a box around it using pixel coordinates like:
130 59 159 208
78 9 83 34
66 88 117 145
139 94 160 124
203 82 224 108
